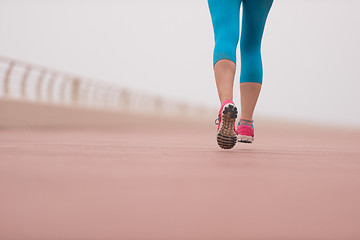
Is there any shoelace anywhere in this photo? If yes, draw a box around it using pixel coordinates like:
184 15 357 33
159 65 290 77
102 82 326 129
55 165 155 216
214 117 219 125
238 118 254 127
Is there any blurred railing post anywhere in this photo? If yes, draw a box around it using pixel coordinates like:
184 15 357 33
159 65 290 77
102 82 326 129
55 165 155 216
60 77 68 104
81 82 90 107
155 98 163 113
21 66 31 99
71 78 80 106
47 74 56 103
119 89 130 109
36 70 45 102
3 61 14 97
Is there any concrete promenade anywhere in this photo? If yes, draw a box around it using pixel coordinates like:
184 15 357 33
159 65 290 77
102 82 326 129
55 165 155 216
1 121 360 240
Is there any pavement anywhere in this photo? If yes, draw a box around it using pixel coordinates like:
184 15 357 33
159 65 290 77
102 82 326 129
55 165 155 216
1 122 360 240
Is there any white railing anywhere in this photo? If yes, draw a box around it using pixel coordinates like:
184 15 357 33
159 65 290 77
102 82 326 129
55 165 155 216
0 56 214 119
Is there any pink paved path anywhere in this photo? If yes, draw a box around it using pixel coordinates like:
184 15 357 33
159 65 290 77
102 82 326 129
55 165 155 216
1 124 360 240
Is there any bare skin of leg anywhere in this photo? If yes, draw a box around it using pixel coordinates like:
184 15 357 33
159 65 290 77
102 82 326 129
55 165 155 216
214 59 236 103
240 82 261 120
214 59 261 121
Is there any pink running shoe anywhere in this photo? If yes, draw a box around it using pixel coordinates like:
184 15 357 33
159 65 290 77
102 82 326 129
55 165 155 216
215 100 238 149
236 118 254 143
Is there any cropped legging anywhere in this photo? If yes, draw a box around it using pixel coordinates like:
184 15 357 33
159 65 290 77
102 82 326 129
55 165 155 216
208 0 273 84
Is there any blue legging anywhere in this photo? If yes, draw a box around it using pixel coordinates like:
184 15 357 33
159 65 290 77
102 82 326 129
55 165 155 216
208 0 273 84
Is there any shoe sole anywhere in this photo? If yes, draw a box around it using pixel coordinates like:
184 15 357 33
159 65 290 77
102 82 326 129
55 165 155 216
217 103 238 149
237 135 254 143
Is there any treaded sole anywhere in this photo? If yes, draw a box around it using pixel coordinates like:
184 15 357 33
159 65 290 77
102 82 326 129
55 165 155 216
217 103 238 149
237 135 254 143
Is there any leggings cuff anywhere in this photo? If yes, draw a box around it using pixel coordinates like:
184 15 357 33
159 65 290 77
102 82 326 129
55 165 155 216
213 54 236 67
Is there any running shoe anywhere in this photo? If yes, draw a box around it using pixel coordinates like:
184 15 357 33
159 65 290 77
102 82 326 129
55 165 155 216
215 100 238 149
236 118 254 143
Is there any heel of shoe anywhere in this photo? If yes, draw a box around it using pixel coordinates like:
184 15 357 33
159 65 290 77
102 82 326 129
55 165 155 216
217 104 238 149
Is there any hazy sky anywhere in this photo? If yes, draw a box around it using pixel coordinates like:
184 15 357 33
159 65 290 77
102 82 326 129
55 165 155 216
0 0 359 127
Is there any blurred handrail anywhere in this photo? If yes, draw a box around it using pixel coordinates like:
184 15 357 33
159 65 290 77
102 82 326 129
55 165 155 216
0 55 214 119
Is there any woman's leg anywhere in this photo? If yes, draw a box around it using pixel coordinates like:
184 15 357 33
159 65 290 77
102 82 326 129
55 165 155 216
208 0 242 104
214 60 236 103
240 0 273 120
208 0 242 149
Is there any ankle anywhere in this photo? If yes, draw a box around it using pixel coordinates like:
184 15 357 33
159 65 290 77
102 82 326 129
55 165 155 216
240 116 253 121
220 98 233 104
